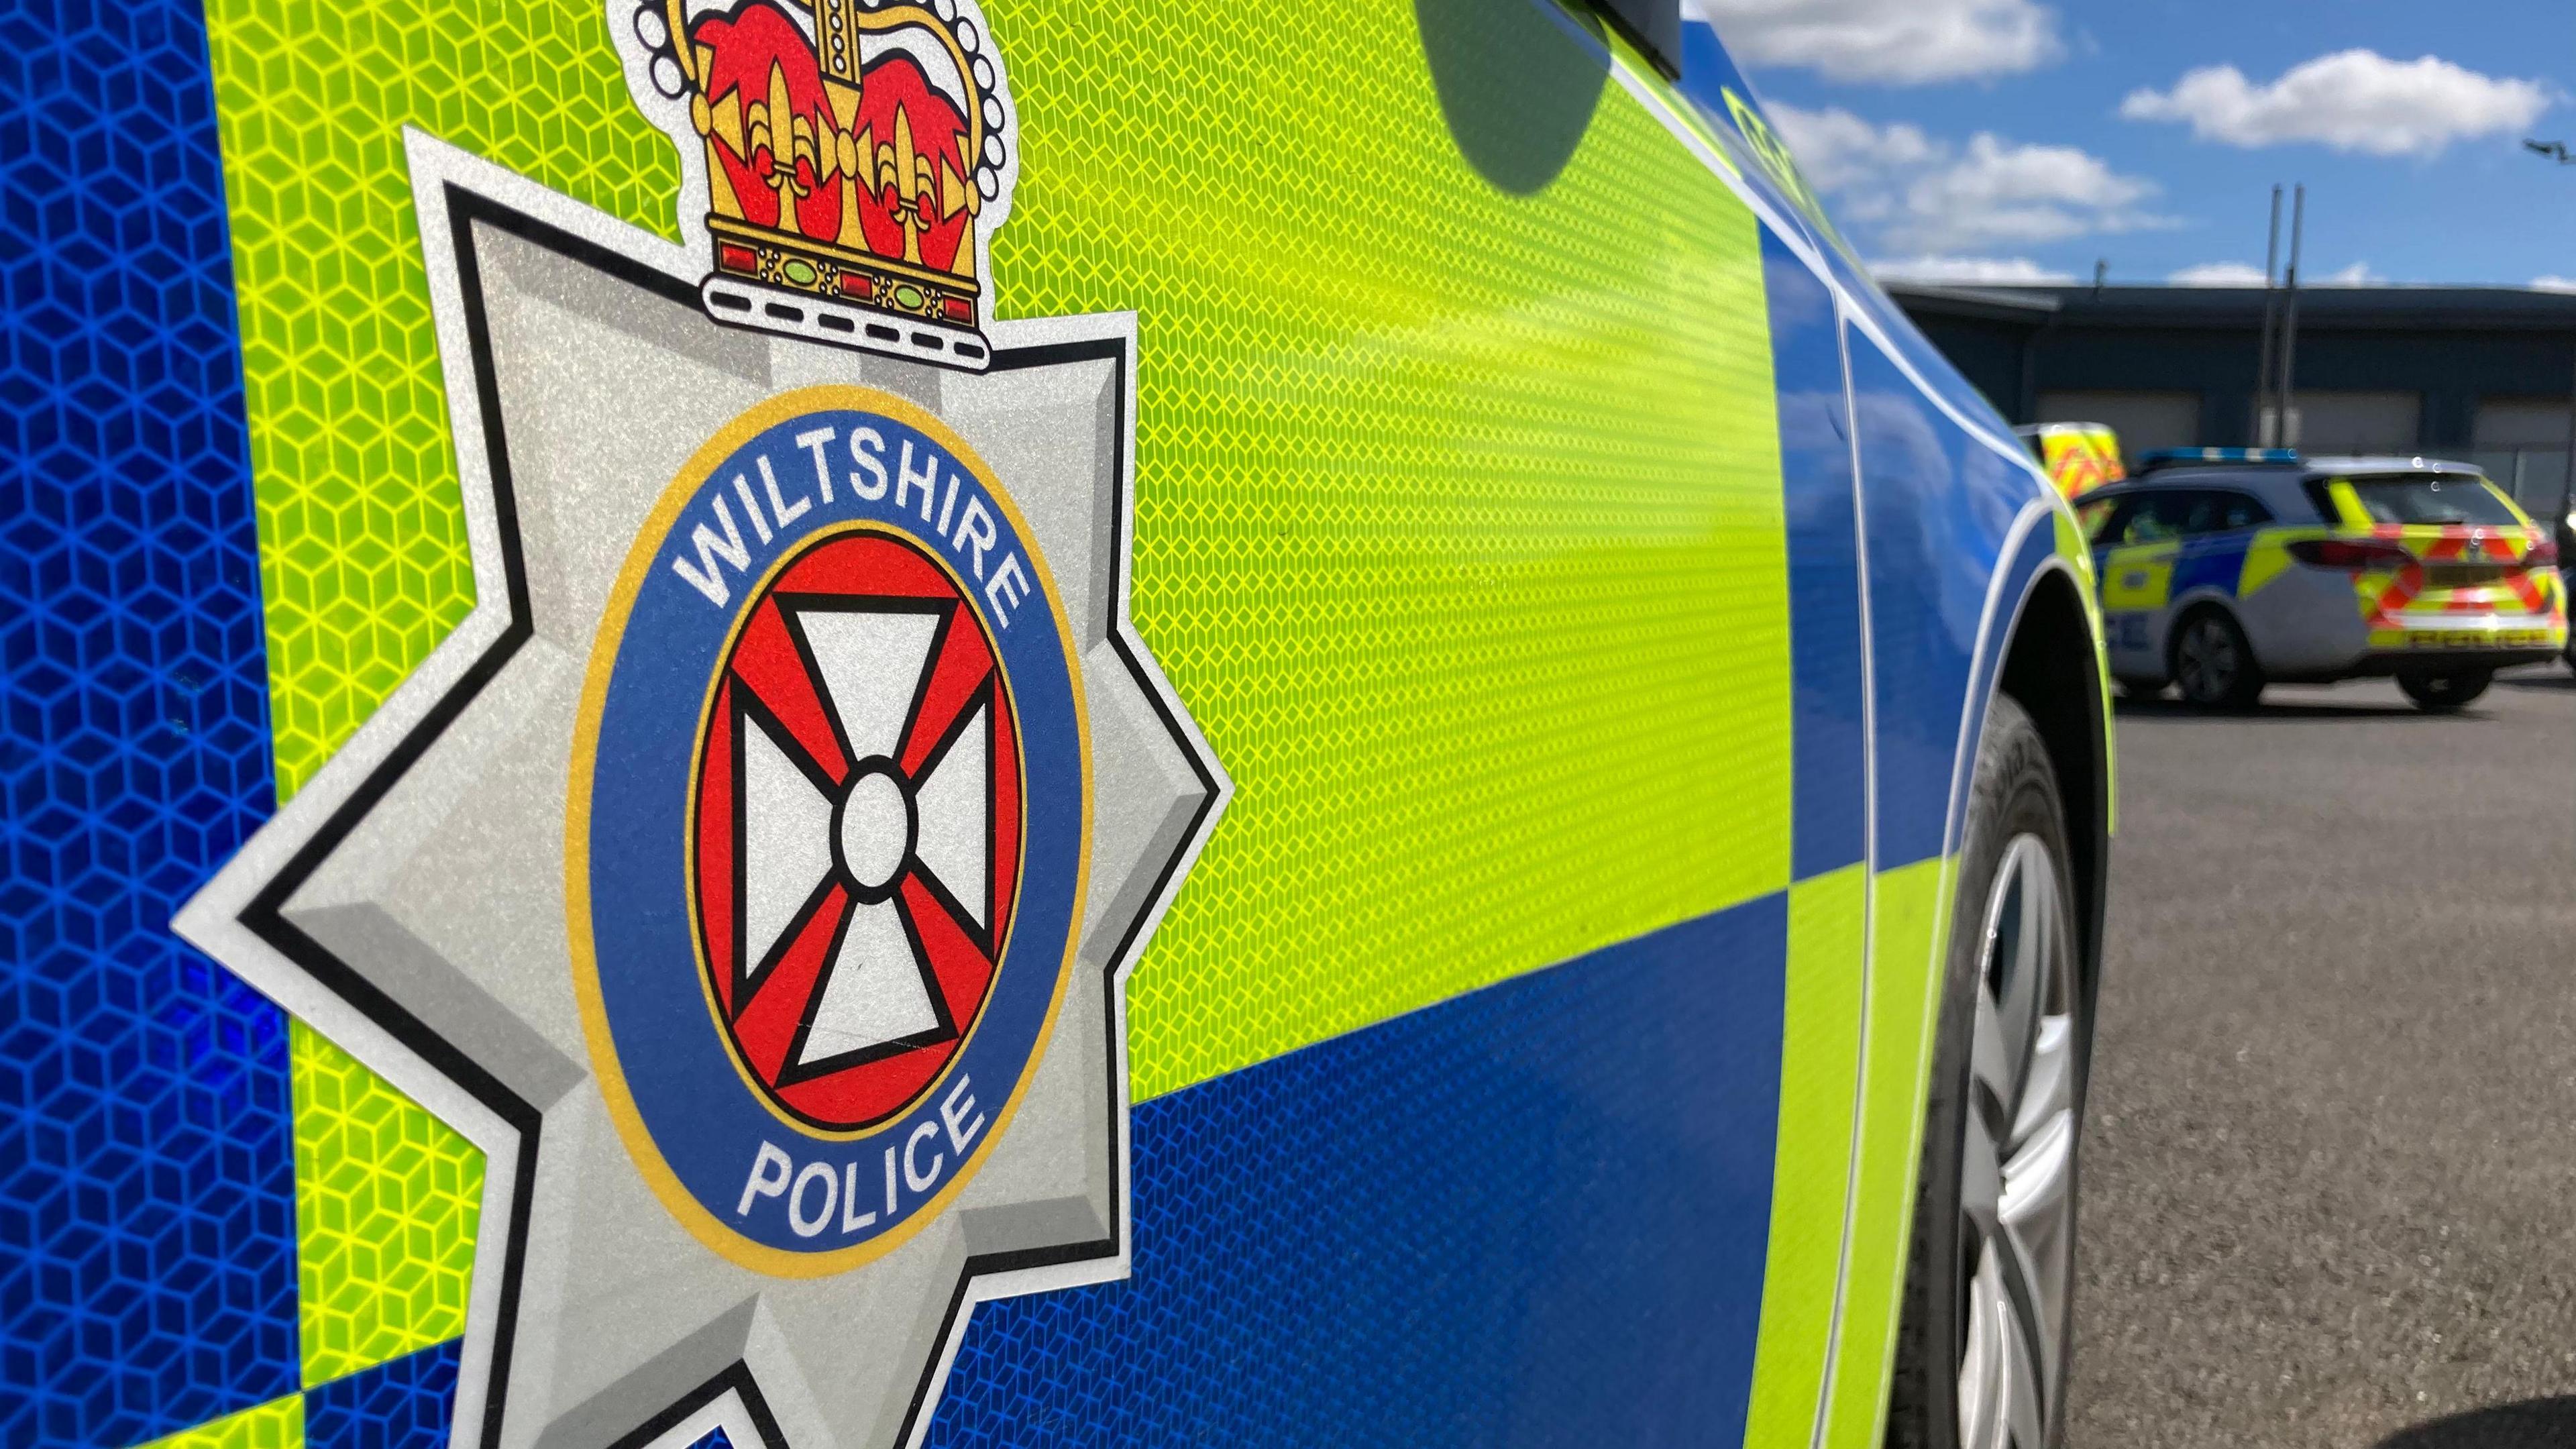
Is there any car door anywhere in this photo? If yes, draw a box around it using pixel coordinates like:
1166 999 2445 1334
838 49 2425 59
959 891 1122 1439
2094 492 2191 676
2167 488 2273 610
1734 213 1877 1449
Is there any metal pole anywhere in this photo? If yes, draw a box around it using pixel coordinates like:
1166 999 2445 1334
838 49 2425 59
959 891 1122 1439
2255 184 2282 445
2276 184 2304 448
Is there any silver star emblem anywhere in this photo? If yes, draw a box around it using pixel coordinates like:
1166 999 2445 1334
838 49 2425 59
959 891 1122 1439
176 132 1226 1449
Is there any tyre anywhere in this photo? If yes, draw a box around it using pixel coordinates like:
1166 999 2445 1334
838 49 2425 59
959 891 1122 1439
1885 694 2092 1449
2396 667 2491 711
2168 608 2262 710
2562 580 2573 669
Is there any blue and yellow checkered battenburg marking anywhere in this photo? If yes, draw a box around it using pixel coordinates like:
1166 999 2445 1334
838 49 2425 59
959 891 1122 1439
0 2 479 1436
125 1343 462 1449
4 0 2062 1434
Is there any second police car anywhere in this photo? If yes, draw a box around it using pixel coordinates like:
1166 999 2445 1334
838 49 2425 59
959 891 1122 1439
6 2 2115 1449
2082 450 2569 710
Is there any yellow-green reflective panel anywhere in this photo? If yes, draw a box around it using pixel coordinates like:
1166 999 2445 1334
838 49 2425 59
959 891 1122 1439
205 0 682 800
1743 863 1866 1447
1825 856 1953 1449
291 1020 486 1387
129 1394 303 1449
998 7 1792 1095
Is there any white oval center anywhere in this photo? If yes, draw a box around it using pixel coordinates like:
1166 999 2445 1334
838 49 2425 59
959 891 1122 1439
837 768 910 892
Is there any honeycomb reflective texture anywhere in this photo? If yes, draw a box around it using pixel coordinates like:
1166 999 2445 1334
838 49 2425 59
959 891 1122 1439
288 1022 482 1387
926 898 1786 1446
993 1 1792 1096
0 0 298 1440
131 1394 301 1449
201 0 678 799
111 1338 461 1449
299 1340 461 1449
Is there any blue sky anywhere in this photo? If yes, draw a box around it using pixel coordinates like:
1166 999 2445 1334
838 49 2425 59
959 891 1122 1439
1695 0 2576 287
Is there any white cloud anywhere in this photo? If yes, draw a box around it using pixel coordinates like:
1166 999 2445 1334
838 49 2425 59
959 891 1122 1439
1688 0 2059 85
2167 262 2269 285
1873 256 2077 285
2167 260 2386 286
2534 276 2576 292
1764 103 1938 191
1770 103 2169 252
2121 50 2551 158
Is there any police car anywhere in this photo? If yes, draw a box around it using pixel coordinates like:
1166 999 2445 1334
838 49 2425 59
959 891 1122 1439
5 3 2113 1448
2081 450 2567 710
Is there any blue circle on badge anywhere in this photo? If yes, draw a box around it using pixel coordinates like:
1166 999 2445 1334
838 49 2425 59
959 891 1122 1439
578 394 1083 1259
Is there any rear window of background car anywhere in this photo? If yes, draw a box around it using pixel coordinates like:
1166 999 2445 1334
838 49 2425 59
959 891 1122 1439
2343 474 2522 527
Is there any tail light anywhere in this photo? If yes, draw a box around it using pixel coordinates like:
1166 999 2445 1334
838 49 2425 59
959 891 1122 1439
2525 535 2559 568
2287 538 2413 570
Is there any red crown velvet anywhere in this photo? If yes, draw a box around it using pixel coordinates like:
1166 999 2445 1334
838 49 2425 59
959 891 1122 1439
659 0 1004 362
694 4 972 274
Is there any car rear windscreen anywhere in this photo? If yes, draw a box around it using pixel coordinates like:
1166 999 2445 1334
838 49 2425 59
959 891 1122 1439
2341 474 2523 527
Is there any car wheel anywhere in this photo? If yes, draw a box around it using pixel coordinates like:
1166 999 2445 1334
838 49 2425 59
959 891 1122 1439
2396 667 2492 711
2169 609 2262 710
1885 694 2092 1449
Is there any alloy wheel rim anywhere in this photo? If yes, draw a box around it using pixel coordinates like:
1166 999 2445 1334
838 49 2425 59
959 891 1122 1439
1955 833 2078 1449
2177 620 2235 701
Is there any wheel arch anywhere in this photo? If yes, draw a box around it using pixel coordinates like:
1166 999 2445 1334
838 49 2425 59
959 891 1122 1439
1994 562 2111 1001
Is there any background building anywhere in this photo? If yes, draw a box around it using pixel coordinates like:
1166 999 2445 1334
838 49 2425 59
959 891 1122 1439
1889 282 2576 520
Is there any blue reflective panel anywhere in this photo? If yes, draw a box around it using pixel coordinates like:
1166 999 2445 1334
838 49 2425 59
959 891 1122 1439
1 0 294 1440
1820 250 2021 447
1762 231 1868 878
927 896 1791 1448
1849 337 2030 867
2173 537 2254 598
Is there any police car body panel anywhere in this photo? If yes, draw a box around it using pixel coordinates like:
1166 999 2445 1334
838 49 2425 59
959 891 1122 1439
2083 453 2567 702
3 2 2110 1448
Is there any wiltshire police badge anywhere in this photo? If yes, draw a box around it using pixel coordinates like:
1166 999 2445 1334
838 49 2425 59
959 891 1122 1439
174 3 1227 1446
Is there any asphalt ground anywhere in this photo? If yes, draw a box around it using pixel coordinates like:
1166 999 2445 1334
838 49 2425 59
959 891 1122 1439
2066 664 2576 1449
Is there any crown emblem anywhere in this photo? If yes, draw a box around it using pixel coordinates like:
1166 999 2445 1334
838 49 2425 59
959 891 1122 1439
623 0 1016 370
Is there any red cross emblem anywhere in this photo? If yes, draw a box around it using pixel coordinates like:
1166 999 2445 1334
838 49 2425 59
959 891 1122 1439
690 529 1022 1132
